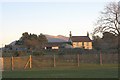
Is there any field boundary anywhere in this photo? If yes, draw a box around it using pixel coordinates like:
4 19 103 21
3 53 118 71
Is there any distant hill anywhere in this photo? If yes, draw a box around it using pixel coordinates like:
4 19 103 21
45 34 69 42
7 34 69 47
9 40 16 46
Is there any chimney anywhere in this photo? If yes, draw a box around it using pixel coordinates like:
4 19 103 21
68 31 72 44
87 32 89 37
69 31 72 38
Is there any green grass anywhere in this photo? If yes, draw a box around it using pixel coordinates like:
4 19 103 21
2 64 118 78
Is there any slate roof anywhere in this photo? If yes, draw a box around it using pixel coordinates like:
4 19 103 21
45 42 71 47
71 36 92 42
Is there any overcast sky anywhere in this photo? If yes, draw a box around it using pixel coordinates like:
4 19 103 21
0 0 119 47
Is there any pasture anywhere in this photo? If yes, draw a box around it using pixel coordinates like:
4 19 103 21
2 53 118 78
2 64 118 78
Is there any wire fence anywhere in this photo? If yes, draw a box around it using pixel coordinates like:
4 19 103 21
2 53 118 71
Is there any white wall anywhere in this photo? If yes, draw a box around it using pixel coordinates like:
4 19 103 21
52 46 59 49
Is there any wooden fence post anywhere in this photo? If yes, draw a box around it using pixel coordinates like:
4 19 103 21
2 58 4 71
24 55 32 69
77 54 80 67
100 52 103 65
11 56 14 70
0 58 4 71
53 54 56 67
30 55 32 68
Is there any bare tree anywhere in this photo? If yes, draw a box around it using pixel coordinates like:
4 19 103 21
93 2 120 36
118 2 120 25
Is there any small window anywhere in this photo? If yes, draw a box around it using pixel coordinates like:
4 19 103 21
76 42 79 46
87 42 89 46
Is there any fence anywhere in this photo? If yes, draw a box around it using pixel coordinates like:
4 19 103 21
0 58 3 71
3 53 118 71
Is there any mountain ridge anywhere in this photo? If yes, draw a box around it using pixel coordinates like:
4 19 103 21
45 34 69 42
8 34 69 46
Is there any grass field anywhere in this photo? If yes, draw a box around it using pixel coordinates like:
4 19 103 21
2 64 118 78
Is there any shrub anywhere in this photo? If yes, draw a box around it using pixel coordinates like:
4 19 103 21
14 51 19 57
33 51 46 56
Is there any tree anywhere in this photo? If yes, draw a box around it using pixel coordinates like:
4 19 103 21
92 32 118 52
22 32 29 39
93 2 120 36
92 35 103 51
16 32 48 51
38 33 48 49
93 2 120 52
102 32 118 50
102 32 116 41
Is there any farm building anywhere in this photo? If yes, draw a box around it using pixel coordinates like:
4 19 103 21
45 31 92 50
45 42 72 49
69 31 92 49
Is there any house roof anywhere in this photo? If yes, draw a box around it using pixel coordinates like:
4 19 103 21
71 36 92 42
45 42 71 47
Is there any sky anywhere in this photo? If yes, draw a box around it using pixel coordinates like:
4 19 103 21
0 0 119 47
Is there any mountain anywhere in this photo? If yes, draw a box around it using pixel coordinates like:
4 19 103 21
9 40 16 46
45 34 69 42
5 34 69 47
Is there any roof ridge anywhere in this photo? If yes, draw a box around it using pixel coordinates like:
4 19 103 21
71 36 92 42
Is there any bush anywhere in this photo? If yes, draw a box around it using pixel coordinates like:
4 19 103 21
13 51 27 57
33 51 46 56
14 51 19 57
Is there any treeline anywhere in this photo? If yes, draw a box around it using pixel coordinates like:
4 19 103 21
3 31 119 57
16 32 48 51
92 32 119 53
5 32 48 52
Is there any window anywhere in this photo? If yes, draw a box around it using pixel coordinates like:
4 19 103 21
76 42 79 46
87 42 89 46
